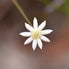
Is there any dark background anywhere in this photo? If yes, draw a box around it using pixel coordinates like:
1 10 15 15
0 0 69 69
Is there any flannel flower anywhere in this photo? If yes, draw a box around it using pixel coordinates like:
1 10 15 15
19 17 53 51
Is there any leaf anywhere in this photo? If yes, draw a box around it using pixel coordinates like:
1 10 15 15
58 0 69 16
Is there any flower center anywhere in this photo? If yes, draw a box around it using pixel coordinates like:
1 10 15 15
31 29 41 39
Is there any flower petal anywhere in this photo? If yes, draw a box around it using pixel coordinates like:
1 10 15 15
38 20 46 30
41 36 50 42
24 37 33 45
42 29 53 35
25 23 33 31
33 17 38 29
19 32 31 37
37 39 43 50
32 39 37 51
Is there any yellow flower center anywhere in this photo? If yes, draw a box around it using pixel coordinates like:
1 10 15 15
31 29 41 39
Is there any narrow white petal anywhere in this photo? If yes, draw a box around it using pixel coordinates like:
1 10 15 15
37 39 43 50
19 32 31 37
38 20 46 30
25 23 33 31
41 36 50 42
24 37 33 45
42 29 53 35
33 17 38 29
32 39 37 51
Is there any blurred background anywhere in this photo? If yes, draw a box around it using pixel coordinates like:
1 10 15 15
0 0 69 69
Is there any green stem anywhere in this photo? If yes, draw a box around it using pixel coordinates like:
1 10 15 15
12 0 32 26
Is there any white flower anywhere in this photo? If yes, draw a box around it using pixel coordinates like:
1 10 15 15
19 17 53 51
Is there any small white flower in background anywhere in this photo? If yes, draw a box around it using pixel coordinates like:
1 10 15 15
19 17 53 51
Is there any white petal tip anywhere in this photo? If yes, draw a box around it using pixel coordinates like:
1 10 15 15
38 20 46 30
48 40 51 42
40 47 42 50
25 23 29 27
32 46 37 51
25 23 28 26
34 17 37 19
44 20 46 24
44 20 46 23
43 20 46 26
24 42 27 45
32 48 36 51
25 22 33 31
25 23 27 25
24 42 29 45
19 33 23 36
50 30 53 32
39 44 43 50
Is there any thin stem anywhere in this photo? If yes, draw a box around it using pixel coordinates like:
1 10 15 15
12 0 32 26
